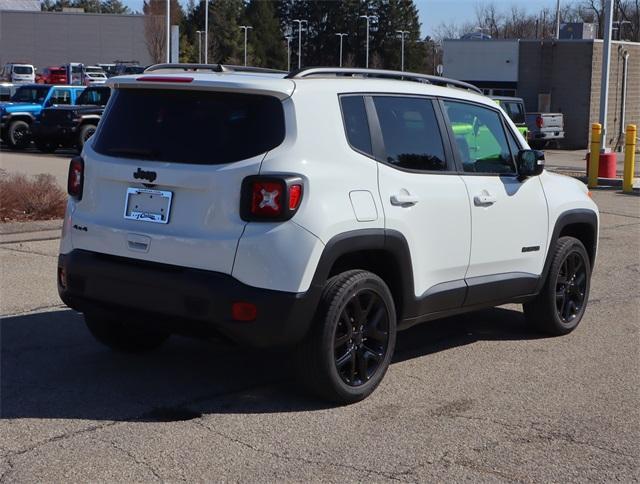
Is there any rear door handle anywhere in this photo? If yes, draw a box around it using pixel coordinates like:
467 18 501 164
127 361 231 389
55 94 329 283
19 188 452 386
390 192 419 206
474 193 497 206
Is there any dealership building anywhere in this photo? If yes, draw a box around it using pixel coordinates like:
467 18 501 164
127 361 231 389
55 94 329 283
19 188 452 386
0 0 152 71
443 38 640 150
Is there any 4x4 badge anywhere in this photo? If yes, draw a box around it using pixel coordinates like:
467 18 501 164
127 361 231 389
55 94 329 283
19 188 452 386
133 168 157 183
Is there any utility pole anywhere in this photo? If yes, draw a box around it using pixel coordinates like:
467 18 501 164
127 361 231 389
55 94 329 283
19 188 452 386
555 0 561 39
204 0 209 64
285 35 292 72
599 0 615 149
293 19 307 69
335 33 347 67
166 0 170 63
196 30 203 63
360 15 377 68
396 30 409 71
239 25 252 66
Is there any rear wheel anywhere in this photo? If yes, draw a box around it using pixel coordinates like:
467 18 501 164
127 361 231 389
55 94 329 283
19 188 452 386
78 124 97 150
524 236 591 335
295 270 397 404
7 120 31 149
84 311 170 353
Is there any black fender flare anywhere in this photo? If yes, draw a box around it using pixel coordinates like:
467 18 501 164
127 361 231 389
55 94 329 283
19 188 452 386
307 228 415 319
536 208 598 293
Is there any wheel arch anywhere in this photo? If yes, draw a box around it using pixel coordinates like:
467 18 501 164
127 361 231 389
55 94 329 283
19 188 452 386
537 209 598 293
7 113 35 125
310 229 414 321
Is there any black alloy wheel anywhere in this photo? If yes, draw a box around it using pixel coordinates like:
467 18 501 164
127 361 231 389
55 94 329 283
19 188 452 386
523 236 591 336
333 288 390 387
555 250 588 324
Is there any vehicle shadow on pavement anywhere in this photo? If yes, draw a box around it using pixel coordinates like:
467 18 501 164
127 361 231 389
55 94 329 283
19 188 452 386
0 307 542 421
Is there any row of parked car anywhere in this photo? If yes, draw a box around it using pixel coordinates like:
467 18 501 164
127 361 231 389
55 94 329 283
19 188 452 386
0 83 111 153
1 61 146 86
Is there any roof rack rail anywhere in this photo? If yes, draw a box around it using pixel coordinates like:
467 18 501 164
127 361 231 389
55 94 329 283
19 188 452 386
144 63 288 75
144 63 230 73
286 67 483 95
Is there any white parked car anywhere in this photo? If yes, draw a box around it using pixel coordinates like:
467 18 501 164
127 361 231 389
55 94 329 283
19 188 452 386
1 63 35 84
83 66 107 85
58 64 599 403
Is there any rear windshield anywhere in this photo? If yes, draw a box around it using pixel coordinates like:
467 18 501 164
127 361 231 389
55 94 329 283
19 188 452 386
94 89 285 165
13 66 33 75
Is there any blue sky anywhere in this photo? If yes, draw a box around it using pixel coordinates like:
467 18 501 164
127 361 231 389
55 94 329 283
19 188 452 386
418 0 561 35
123 0 562 37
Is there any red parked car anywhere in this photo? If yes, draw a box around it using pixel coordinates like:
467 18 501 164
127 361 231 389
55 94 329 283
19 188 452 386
36 67 68 85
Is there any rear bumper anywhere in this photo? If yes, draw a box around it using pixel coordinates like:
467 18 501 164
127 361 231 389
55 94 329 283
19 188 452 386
58 250 321 348
533 130 564 140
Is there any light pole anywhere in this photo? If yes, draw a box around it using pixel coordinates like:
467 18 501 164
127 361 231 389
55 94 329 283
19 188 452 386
284 36 292 71
293 19 307 69
599 0 614 149
196 30 203 63
204 0 209 64
555 0 561 39
239 25 252 66
360 15 377 68
335 33 347 67
166 0 170 63
396 30 409 71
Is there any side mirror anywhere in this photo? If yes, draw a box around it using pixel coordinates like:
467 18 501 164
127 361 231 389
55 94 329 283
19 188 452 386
516 149 545 178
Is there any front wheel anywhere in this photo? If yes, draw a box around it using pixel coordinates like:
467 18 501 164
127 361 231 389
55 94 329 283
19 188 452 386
84 311 170 353
524 236 591 335
295 270 397 404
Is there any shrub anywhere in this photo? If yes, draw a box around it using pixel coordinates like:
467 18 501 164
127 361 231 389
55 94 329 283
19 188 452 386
0 172 66 222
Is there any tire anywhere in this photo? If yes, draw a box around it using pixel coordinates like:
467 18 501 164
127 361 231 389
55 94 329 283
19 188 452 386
295 270 397 404
78 124 97 150
34 138 57 153
84 311 170 353
524 236 591 336
7 120 31 149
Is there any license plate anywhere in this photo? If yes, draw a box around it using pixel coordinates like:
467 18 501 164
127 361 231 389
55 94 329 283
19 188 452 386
124 187 172 224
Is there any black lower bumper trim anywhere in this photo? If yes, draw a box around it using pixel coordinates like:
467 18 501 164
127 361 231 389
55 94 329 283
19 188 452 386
58 250 321 348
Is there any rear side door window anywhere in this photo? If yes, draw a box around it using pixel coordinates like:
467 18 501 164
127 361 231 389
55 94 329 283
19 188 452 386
442 100 516 175
340 95 373 156
372 96 447 172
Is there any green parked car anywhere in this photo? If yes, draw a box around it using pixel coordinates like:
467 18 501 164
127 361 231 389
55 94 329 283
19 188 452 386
492 96 529 141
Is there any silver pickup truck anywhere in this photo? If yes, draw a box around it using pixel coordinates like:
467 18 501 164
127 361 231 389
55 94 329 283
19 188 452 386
526 112 564 149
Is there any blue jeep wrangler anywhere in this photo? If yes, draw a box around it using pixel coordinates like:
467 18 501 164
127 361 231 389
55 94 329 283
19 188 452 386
0 84 85 149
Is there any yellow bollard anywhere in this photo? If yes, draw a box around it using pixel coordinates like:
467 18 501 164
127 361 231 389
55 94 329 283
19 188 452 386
623 125 637 194
588 123 602 189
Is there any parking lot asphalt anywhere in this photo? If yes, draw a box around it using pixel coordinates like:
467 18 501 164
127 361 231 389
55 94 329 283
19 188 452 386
1 172 639 481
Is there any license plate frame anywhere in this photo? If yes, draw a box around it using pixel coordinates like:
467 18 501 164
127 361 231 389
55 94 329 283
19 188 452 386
123 187 173 224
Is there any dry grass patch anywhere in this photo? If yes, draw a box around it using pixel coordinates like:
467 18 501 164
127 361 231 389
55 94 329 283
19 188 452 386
0 172 66 222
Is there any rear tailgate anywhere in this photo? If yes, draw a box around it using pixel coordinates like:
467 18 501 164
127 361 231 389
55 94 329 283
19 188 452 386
69 80 293 274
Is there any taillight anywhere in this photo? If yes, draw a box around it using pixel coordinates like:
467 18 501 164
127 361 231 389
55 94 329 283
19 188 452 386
68 156 84 200
536 116 544 129
240 176 303 221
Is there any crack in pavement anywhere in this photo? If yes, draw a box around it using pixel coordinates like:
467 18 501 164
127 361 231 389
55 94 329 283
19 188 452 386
107 440 162 480
0 246 57 258
443 413 637 460
192 420 411 482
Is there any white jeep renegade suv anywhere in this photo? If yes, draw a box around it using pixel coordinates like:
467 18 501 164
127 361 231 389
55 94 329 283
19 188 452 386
58 65 599 403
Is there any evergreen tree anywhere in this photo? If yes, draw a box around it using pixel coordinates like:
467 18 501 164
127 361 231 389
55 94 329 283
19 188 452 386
101 0 129 14
210 0 243 64
245 0 286 69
